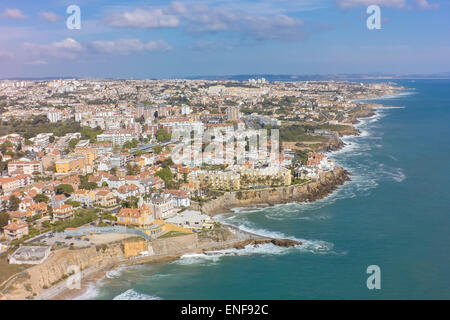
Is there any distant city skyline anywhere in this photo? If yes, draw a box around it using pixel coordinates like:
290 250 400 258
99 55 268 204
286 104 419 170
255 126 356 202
0 0 448 78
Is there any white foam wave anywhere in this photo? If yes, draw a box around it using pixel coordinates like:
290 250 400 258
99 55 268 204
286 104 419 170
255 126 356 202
73 282 101 300
174 239 333 266
105 265 126 279
113 289 162 300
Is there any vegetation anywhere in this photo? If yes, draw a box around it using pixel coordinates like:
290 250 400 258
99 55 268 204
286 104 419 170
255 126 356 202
0 212 10 228
8 195 20 211
156 128 171 142
55 184 75 196
33 194 49 203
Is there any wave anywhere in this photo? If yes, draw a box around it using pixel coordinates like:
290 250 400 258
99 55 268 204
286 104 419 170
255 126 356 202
113 289 163 300
105 265 126 279
73 282 101 300
173 240 334 266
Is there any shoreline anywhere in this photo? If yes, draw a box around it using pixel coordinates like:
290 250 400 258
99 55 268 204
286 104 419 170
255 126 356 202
1 88 406 301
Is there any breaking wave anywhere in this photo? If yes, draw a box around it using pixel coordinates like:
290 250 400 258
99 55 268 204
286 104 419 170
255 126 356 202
113 289 163 300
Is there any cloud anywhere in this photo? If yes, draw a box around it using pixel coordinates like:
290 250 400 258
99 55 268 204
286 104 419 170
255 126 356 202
413 0 439 9
1 8 27 20
335 0 439 9
0 50 14 60
189 9 305 41
335 0 406 8
89 39 172 55
106 8 180 28
188 40 233 51
22 38 83 60
39 11 59 23
105 2 306 41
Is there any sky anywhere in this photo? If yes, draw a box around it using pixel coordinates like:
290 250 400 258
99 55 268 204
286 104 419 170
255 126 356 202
0 0 449 78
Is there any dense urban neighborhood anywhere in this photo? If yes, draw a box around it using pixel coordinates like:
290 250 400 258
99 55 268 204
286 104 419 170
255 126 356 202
0 78 402 299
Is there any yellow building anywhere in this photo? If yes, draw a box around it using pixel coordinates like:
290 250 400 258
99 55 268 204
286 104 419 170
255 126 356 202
197 170 240 191
55 155 86 174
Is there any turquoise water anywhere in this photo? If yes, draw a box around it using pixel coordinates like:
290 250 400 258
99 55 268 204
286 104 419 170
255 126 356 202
88 79 450 300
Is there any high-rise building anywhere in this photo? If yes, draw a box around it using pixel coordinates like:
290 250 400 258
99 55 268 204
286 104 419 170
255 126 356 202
226 105 240 121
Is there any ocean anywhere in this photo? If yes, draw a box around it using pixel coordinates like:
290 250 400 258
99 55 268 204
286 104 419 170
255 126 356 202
85 79 450 300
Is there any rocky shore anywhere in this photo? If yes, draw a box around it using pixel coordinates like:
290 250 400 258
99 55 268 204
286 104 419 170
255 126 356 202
199 166 351 216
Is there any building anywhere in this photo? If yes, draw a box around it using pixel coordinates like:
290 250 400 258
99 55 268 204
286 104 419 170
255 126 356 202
0 175 32 194
197 170 241 191
55 155 86 174
8 160 43 175
147 193 176 219
47 110 62 123
117 204 154 228
226 105 240 121
97 130 136 146
26 202 48 217
164 189 190 207
3 221 29 240
95 190 117 207
52 204 74 222
165 210 213 230
8 246 51 265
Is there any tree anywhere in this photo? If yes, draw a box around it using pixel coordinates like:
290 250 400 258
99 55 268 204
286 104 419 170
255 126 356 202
33 194 49 203
126 163 140 176
0 212 10 228
55 184 74 196
156 128 171 142
8 195 20 211
68 138 80 150
153 145 163 154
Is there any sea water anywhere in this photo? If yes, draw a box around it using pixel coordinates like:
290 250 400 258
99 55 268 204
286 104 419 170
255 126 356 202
88 79 450 300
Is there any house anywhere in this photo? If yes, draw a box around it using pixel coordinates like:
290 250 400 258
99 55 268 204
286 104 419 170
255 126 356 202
165 210 212 230
147 193 175 219
164 189 190 207
9 211 27 222
115 184 139 200
26 202 48 218
117 204 154 228
71 189 96 206
51 194 67 207
95 190 117 207
3 221 29 240
52 204 74 222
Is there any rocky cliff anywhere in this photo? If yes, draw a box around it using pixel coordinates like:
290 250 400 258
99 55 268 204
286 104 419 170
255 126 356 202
200 166 350 215
0 244 124 300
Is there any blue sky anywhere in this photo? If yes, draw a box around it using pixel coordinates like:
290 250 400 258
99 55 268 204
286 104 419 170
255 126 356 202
0 0 449 78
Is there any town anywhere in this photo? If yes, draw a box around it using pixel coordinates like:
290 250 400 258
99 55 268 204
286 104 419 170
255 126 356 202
0 78 402 299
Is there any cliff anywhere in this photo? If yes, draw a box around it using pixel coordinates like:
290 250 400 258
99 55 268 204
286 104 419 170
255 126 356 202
0 244 124 300
200 166 350 215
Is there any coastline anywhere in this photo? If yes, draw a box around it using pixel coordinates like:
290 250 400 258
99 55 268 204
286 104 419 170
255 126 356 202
0 88 406 301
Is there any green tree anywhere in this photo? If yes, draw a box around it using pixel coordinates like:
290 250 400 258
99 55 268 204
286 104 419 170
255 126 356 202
156 128 171 142
0 211 10 228
8 195 20 211
55 184 75 196
68 138 80 150
33 194 49 203
152 145 163 154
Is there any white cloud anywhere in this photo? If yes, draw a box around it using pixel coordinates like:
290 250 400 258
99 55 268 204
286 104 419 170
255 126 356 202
90 39 172 55
106 8 180 28
39 11 59 23
1 8 27 20
105 2 306 41
22 38 83 60
335 0 439 9
413 0 439 9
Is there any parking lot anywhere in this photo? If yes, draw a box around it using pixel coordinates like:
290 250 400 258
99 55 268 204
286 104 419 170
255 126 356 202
34 232 96 248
